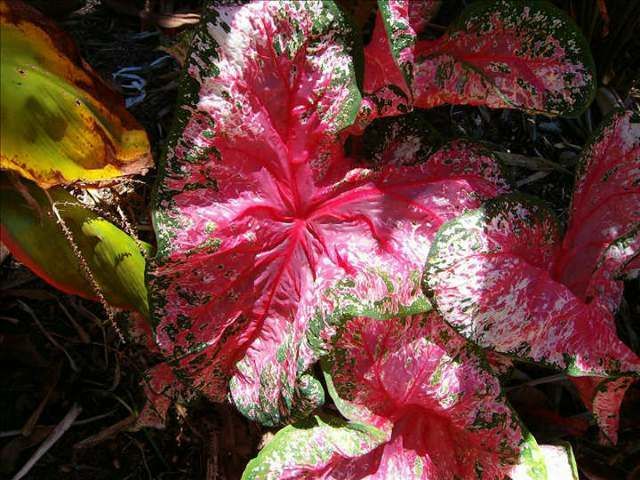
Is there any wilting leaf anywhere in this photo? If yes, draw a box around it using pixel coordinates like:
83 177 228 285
133 362 185 430
311 315 543 479
424 194 640 376
150 0 511 426
0 0 151 187
241 414 387 480
412 0 596 116
0 175 149 315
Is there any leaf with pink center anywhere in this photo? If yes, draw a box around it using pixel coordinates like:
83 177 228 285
565 230 639 444
412 0 595 116
150 0 512 426
241 414 388 480
309 314 544 479
553 110 640 309
424 194 640 376
550 109 639 443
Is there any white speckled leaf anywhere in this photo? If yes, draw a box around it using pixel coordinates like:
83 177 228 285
150 0 510 427
318 314 542 479
571 376 635 446
554 110 640 311
510 442 578 480
552 110 640 444
241 414 387 480
412 0 595 116
424 194 640 376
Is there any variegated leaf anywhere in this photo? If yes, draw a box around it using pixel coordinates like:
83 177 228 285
0 0 151 187
317 314 545 479
423 194 640 376
357 1 441 127
554 110 640 309
511 442 578 480
551 109 640 444
411 0 595 116
571 376 634 446
151 0 510 428
241 414 387 480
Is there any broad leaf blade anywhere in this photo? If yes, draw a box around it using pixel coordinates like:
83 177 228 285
424 194 640 376
241 414 387 480
150 0 364 425
412 0 596 116
151 0 509 426
554 110 640 307
0 1 152 187
0 176 149 315
551 110 640 443
320 314 538 479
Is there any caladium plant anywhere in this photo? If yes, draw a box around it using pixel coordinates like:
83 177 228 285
245 314 582 479
359 0 595 127
142 0 634 476
149 0 597 430
425 109 640 444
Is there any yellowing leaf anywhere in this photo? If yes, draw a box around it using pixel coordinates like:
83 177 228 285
0 175 150 316
0 0 152 188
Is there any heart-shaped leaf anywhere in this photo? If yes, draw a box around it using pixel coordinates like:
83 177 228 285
313 314 544 479
362 0 595 119
424 194 640 376
554 110 640 309
0 0 151 187
552 109 640 444
412 0 596 116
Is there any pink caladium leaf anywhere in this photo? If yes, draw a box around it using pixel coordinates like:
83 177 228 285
241 414 388 480
571 376 635 446
361 0 595 123
150 0 510 426
411 0 596 116
553 110 640 309
278 314 547 479
423 194 640 377
357 1 441 128
551 109 640 444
